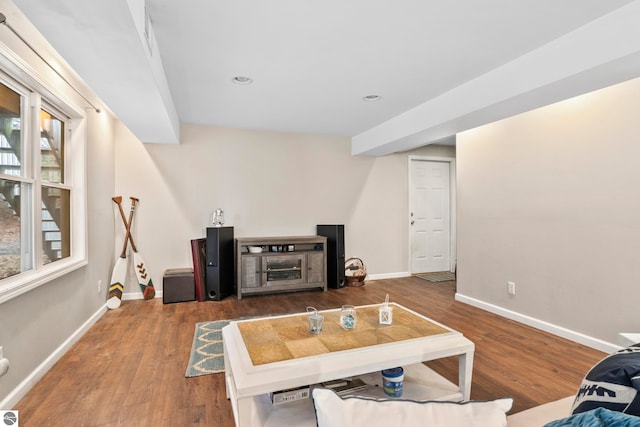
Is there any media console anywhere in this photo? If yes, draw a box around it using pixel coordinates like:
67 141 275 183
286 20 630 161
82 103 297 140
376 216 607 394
235 235 327 300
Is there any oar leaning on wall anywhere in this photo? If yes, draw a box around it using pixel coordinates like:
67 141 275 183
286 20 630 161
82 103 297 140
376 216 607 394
107 196 156 309
107 196 130 309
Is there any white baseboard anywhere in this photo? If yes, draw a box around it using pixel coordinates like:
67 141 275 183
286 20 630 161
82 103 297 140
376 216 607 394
367 272 411 281
0 304 108 410
455 293 619 354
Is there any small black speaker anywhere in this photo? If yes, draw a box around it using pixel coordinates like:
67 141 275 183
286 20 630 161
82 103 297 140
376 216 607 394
205 226 234 300
317 224 345 289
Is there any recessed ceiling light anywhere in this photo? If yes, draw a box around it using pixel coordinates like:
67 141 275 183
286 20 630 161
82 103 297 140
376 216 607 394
363 94 381 102
232 76 253 85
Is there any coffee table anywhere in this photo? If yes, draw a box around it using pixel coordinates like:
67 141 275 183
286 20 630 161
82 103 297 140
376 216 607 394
222 303 474 427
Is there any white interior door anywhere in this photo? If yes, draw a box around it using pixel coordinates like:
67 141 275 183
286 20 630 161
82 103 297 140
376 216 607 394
410 159 451 274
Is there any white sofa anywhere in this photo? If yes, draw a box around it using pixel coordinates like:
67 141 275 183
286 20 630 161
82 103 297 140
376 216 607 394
507 396 574 426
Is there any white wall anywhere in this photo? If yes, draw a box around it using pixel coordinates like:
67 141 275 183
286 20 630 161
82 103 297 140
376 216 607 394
0 111 116 406
0 1 117 406
456 76 640 346
114 123 455 295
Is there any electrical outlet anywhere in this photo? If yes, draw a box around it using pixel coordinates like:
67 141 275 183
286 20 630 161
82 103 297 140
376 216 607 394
508 281 516 295
98 279 102 294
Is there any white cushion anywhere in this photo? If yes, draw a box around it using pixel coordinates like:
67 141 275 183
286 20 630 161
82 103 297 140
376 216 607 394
312 388 513 427
506 396 574 427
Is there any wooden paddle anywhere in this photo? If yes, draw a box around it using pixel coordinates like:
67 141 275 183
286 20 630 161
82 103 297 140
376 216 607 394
107 196 130 309
113 197 156 300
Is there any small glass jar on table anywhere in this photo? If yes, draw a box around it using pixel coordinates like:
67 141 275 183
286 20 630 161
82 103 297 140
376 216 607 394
340 305 357 330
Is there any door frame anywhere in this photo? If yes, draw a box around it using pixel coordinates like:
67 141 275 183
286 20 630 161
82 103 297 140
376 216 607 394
408 155 457 274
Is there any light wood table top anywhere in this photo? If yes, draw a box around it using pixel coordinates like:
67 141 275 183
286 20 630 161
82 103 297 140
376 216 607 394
237 303 449 365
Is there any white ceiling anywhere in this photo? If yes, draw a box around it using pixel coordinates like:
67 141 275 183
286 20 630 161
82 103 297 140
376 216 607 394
8 0 640 155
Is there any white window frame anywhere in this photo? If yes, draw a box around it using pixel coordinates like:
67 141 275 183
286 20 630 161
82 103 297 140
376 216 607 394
0 54 87 305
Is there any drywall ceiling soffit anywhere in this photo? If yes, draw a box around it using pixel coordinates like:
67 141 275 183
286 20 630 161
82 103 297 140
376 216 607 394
9 0 640 151
11 0 179 144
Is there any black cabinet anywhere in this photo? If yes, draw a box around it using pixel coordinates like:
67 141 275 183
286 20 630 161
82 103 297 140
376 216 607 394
317 225 345 289
205 226 234 300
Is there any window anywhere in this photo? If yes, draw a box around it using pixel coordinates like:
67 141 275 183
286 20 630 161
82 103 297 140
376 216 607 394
39 107 71 265
0 67 86 302
0 80 28 280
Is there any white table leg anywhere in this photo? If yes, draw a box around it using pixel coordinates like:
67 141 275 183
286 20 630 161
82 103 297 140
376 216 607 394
236 396 253 427
458 349 474 400
224 347 231 399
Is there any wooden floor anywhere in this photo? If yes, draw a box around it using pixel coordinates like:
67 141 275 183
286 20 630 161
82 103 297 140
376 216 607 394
15 277 605 426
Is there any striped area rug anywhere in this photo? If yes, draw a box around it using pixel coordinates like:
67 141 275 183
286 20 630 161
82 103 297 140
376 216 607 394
185 320 229 377
416 272 456 282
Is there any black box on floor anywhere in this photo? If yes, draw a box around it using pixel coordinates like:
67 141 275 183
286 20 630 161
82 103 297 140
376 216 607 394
163 268 195 304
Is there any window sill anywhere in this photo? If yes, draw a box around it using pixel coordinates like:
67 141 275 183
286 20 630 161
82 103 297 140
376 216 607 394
0 257 88 305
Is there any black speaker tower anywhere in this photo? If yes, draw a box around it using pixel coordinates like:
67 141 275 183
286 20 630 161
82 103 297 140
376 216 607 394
317 224 345 289
205 226 234 300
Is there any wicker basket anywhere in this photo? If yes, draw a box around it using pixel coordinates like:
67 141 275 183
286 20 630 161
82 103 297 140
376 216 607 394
345 257 367 287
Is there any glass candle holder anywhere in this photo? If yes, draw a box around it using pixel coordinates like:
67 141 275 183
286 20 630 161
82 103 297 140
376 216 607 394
307 307 324 335
379 304 393 325
340 305 357 330
379 294 392 325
